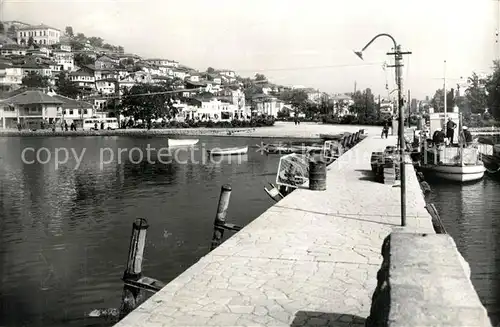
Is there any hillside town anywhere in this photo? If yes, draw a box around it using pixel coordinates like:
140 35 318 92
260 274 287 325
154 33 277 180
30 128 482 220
0 20 391 130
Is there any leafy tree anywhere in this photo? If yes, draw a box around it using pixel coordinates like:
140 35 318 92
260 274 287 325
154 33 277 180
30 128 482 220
88 37 104 47
465 72 488 114
121 84 178 123
207 67 215 73
74 53 95 67
486 60 500 119
117 46 124 54
65 26 74 37
55 72 79 98
7 25 16 35
27 36 34 47
0 22 4 34
279 89 309 113
69 40 84 51
431 88 455 112
255 73 267 81
75 33 86 41
22 72 50 88
350 88 377 123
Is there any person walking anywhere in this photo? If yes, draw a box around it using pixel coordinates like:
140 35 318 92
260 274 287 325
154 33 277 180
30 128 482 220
381 122 389 139
446 118 457 146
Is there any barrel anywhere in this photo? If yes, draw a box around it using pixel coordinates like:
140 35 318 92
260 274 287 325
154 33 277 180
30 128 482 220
309 159 326 191
371 152 383 172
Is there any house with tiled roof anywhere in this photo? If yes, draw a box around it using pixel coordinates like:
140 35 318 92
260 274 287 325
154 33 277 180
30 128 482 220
144 58 179 68
16 24 61 46
251 93 284 118
0 44 27 56
0 89 64 128
95 78 118 95
95 55 120 70
49 93 94 124
69 69 95 91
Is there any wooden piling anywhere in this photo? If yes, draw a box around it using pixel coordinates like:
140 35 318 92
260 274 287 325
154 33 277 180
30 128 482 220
309 158 326 191
210 184 232 250
119 218 149 319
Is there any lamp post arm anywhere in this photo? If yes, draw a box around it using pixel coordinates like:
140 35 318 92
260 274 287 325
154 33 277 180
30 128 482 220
361 33 397 52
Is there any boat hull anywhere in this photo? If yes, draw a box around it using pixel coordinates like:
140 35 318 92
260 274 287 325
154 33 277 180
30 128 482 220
421 164 486 182
168 139 199 147
208 146 248 156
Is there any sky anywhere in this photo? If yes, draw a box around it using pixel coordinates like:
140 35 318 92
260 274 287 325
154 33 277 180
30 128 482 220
2 0 498 99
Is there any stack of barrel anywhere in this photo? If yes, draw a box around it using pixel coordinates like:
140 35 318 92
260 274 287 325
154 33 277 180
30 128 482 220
370 146 400 185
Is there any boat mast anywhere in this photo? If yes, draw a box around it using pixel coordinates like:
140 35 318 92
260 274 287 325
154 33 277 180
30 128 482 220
443 60 447 126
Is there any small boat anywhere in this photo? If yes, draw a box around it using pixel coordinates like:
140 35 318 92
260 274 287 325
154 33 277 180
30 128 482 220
167 139 199 147
208 146 248 156
319 133 343 141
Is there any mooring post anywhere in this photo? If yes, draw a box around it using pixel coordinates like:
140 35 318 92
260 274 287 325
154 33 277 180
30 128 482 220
309 157 326 191
210 184 232 251
119 218 149 319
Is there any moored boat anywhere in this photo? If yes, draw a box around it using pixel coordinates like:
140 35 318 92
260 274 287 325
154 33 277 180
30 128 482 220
319 133 343 141
208 146 248 156
421 163 486 182
167 139 199 147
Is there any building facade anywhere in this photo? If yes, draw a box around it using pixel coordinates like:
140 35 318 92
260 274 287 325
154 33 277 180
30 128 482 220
17 24 61 46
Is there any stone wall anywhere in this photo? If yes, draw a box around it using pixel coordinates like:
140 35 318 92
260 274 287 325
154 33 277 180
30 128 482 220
366 232 492 327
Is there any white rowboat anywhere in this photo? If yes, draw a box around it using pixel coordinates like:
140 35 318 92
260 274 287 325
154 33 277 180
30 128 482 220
208 146 248 156
167 139 199 147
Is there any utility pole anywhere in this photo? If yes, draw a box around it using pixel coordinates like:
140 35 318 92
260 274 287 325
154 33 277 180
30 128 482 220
354 34 411 227
407 89 411 127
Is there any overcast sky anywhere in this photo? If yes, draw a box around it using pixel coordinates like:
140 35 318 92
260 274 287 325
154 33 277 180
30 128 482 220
3 0 498 98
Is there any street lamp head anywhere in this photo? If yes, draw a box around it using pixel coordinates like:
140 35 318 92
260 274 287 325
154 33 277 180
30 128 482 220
353 50 364 61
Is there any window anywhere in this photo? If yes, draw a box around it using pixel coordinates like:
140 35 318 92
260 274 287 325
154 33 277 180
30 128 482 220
70 109 74 115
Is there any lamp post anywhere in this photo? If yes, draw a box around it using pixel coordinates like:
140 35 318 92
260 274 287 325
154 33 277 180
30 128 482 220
354 33 412 227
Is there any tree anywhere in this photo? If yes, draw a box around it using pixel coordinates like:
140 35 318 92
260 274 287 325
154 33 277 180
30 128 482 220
350 88 376 123
0 22 4 34
117 46 124 54
431 88 455 113
279 89 309 113
88 36 104 47
486 60 500 119
65 26 74 37
121 84 177 123
22 72 50 88
55 72 79 98
207 67 215 74
70 40 84 51
465 72 488 114
74 54 95 67
255 73 267 81
7 25 16 36
75 33 86 41
27 36 34 47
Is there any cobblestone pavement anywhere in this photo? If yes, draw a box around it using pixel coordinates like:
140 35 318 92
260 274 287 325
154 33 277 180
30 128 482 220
114 135 434 327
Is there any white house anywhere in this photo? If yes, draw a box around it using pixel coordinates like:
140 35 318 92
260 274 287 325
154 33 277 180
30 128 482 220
0 90 64 129
17 24 61 46
186 97 238 121
252 94 284 117
52 50 75 71
69 69 95 88
0 44 27 56
95 78 117 95
0 64 23 88
144 59 179 68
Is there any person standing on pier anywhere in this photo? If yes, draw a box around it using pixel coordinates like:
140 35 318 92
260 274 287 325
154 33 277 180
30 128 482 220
446 118 456 146
381 122 389 138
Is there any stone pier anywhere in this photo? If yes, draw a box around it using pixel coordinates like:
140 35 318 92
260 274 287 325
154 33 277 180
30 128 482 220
113 135 490 327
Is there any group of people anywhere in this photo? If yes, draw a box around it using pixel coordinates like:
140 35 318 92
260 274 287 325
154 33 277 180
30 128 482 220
431 118 473 146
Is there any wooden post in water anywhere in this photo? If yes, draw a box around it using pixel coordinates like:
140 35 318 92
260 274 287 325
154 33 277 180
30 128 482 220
119 218 149 319
309 158 326 191
210 184 232 251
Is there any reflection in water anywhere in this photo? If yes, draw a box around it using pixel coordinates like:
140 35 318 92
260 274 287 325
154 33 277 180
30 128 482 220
428 177 500 325
0 136 280 327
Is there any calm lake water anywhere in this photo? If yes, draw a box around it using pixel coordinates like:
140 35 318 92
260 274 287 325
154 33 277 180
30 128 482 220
428 176 500 326
0 135 499 326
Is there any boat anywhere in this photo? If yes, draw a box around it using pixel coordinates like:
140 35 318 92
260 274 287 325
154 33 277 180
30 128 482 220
419 62 485 183
319 133 343 141
208 146 248 156
167 139 199 147
421 163 486 182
